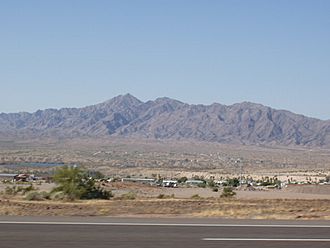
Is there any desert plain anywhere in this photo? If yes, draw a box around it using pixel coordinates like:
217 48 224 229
1 138 330 220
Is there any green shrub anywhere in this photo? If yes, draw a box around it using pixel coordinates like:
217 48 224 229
81 185 113 200
5 186 16 195
178 177 188 183
227 178 240 187
191 194 201 199
2 180 13 184
25 192 42 201
208 180 216 188
157 194 175 199
4 185 36 195
21 184 36 195
52 166 113 200
25 191 50 201
50 191 66 200
221 187 236 197
41 191 51 199
157 194 165 199
120 192 136 200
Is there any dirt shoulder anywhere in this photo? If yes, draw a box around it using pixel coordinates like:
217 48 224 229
0 197 329 220
2 182 330 220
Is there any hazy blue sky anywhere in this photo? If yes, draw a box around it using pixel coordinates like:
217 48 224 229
1 0 329 119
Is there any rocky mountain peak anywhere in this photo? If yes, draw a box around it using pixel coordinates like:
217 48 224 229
0 94 329 147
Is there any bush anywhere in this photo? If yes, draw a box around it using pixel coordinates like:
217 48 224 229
221 187 236 198
50 191 66 201
4 184 36 196
178 177 188 183
157 194 175 199
52 166 113 200
208 180 216 188
212 187 219 192
2 180 12 184
25 191 50 201
41 191 51 199
87 170 106 179
120 192 136 200
191 194 201 199
157 194 165 199
5 186 16 195
25 192 42 201
227 178 240 187
81 185 113 200
21 184 36 195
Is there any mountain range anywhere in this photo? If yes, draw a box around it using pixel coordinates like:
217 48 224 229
1 94 330 147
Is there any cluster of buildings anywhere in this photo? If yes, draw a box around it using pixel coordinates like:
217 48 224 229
0 173 39 182
120 177 206 188
116 175 330 189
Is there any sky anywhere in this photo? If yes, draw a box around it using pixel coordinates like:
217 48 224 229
0 0 329 120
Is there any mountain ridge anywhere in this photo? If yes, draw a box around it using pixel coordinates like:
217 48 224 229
1 94 329 147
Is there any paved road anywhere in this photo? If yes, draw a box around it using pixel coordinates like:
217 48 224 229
1 217 330 248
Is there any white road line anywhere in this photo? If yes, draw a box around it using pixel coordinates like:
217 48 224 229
203 238 330 242
0 221 330 228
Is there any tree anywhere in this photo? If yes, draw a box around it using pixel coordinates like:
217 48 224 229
87 170 105 179
208 180 216 188
52 166 112 200
326 175 330 182
178 176 188 183
227 178 240 187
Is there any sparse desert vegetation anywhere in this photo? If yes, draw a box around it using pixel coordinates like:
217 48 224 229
1 173 330 219
0 196 330 220
1 139 330 219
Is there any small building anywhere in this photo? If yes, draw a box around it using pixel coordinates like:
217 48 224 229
214 180 228 186
162 180 178 188
0 173 18 181
0 173 33 182
14 174 32 182
185 180 205 186
121 178 156 184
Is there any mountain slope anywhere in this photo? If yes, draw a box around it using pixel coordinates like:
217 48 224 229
0 94 330 147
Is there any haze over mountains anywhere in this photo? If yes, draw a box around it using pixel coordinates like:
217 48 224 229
0 94 330 147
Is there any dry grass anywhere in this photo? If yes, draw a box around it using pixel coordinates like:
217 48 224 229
1 197 330 220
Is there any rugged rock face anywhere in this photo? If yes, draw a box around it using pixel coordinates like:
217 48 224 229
1 94 330 147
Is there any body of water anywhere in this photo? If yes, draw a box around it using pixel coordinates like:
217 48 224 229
1 162 66 168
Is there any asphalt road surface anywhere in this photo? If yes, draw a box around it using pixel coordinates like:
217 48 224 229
1 217 330 248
